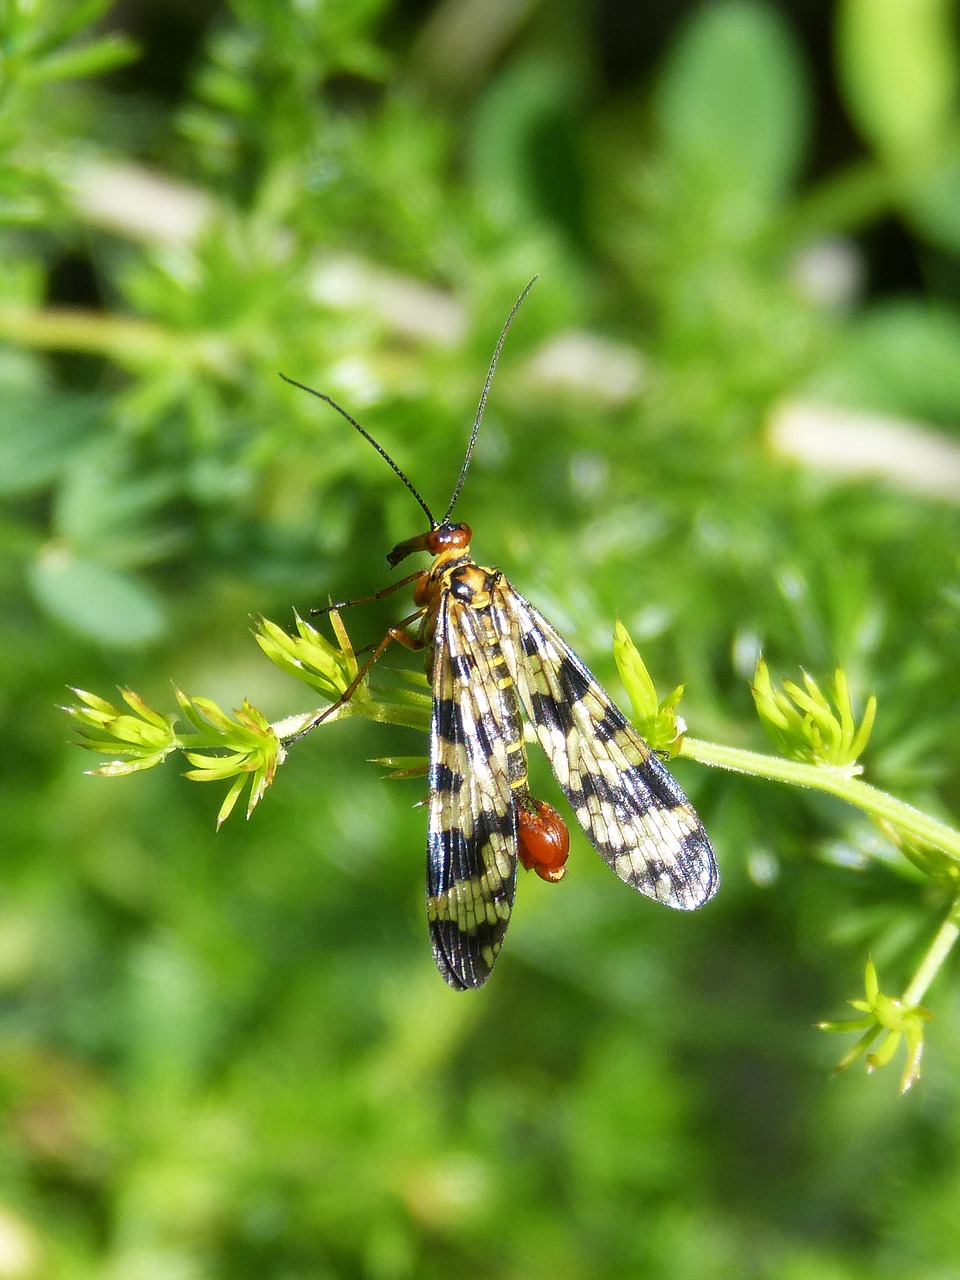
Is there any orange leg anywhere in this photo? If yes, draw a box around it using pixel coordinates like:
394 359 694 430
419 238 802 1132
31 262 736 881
285 609 427 744
351 607 428 657
311 570 426 617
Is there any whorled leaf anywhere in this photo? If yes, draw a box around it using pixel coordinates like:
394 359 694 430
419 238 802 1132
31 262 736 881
751 658 876 770
63 686 178 774
819 956 933 1093
254 609 360 702
613 621 687 757
176 693 285 826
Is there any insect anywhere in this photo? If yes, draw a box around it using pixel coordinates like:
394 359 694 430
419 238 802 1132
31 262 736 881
282 281 719 989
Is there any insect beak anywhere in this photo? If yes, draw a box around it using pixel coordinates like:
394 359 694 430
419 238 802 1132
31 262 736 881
386 531 433 568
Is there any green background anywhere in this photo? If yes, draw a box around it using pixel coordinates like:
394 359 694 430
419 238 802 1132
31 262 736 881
3 0 960 1275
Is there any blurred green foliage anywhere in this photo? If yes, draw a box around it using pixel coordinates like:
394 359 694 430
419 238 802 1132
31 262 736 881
4 0 960 1275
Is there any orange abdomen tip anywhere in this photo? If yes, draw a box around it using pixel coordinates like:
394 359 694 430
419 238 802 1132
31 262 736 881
517 798 570 883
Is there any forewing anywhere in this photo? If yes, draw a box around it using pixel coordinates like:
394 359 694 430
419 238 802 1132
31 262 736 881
494 583 719 909
426 593 519 989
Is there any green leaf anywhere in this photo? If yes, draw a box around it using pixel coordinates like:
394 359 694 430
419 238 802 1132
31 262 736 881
216 775 247 828
467 58 586 239
655 1 810 210
904 144 960 254
24 33 139 84
29 545 167 648
63 686 178 772
837 0 958 161
750 660 876 770
369 754 429 779
806 301 960 425
819 953 934 1092
175 693 284 826
52 442 181 569
5 0 121 51
0 389 101 497
613 620 659 722
612 622 687 756
254 611 358 701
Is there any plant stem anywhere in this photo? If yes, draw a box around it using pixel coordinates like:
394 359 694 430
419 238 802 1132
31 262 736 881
902 908 960 1006
789 159 894 237
682 737 960 866
0 305 231 372
275 697 430 742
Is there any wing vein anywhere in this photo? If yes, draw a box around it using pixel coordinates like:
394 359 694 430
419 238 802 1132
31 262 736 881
494 582 719 909
426 593 521 989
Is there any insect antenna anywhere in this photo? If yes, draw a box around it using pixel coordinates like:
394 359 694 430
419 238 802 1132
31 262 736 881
441 276 538 524
280 374 436 528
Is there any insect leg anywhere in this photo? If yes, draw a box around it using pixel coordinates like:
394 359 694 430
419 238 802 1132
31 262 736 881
352 609 425 657
284 609 427 744
310 570 426 617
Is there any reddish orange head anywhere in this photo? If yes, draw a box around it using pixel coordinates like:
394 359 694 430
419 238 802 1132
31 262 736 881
387 521 472 568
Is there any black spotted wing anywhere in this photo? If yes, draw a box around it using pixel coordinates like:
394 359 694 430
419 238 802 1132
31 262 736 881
493 583 719 909
425 592 522 989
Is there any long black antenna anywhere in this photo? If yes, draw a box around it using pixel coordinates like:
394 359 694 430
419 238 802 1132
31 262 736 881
441 276 537 523
279 374 437 528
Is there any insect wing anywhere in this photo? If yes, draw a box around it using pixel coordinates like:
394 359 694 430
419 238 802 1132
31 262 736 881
494 584 719 909
426 593 520 988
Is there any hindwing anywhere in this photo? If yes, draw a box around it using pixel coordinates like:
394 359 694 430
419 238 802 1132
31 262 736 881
493 582 719 910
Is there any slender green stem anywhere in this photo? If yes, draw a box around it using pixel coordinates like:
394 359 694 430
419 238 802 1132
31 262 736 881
681 737 960 866
788 159 894 237
274 696 430 742
902 908 960 1006
0 305 232 372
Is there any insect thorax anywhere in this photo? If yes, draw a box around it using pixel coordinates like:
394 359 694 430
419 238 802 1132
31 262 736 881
415 555 501 636
445 562 500 609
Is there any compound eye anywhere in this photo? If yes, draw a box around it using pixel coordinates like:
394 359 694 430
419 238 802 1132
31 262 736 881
426 522 473 554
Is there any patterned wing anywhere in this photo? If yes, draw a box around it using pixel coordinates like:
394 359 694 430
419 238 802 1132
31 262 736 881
493 582 719 909
426 592 521 989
